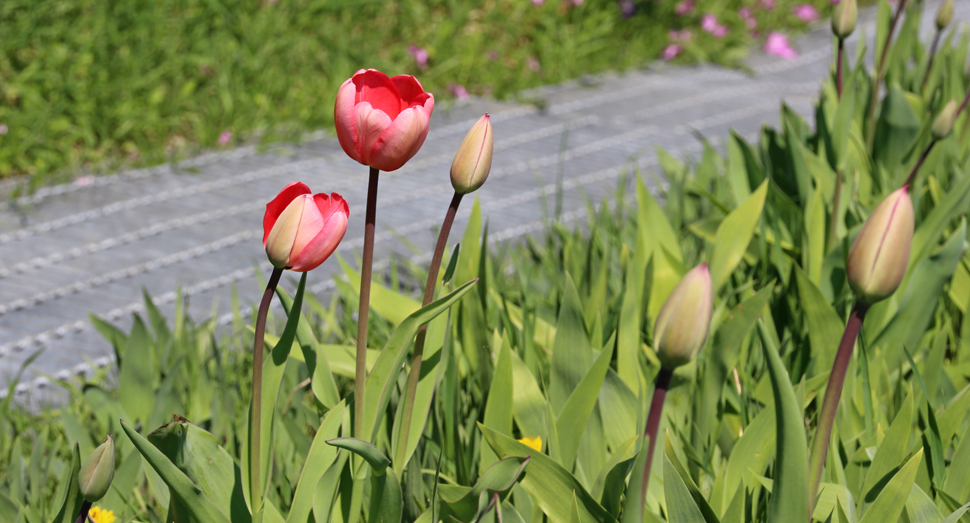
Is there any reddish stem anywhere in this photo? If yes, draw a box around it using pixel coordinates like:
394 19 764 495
639 368 673 510
355 167 380 438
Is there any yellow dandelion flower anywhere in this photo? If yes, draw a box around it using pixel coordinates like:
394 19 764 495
518 436 542 452
89 506 117 523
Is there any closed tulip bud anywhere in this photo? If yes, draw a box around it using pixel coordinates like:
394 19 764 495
78 436 115 503
931 100 957 140
450 114 493 194
846 187 914 304
653 263 714 369
936 0 954 30
831 0 857 39
263 182 349 272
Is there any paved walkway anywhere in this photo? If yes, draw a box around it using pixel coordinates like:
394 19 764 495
0 0 963 401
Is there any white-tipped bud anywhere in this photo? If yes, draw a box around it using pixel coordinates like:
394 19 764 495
450 114 493 194
936 0 954 30
653 264 714 369
78 436 115 503
832 0 857 39
931 99 957 140
846 187 914 304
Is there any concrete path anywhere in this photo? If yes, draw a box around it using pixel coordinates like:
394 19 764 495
0 0 964 402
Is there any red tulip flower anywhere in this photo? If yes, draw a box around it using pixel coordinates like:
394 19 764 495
263 182 349 272
334 69 435 172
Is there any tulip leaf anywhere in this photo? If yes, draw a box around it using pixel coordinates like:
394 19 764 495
555 338 613 471
480 333 515 473
760 320 809 521
858 450 923 523
277 285 340 409
793 267 844 375
363 278 477 442
941 501 970 523
479 424 617 523
50 444 84 523
710 180 769 291
510 348 552 445
121 419 232 523
439 457 530 522
862 386 913 503
286 401 346 523
311 452 349 523
664 434 720 523
368 468 403 523
664 454 707 523
338 257 421 326
549 274 592 416
326 438 390 475
909 167 970 269
873 85 920 173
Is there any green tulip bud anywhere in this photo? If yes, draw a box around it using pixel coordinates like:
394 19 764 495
450 114 493 194
931 99 957 140
846 187 914 304
78 436 115 502
936 0 954 30
653 263 714 369
831 0 858 40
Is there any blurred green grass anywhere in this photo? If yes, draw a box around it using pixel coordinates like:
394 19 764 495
0 0 829 191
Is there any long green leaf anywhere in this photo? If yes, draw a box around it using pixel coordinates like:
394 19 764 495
277 286 340 409
556 341 614 471
50 444 84 523
287 402 346 523
858 450 923 523
709 180 769 291
664 454 707 523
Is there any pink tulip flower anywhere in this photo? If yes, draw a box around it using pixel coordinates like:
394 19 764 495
334 69 434 172
674 0 694 15
263 182 349 272
765 32 798 59
662 44 683 60
792 4 820 22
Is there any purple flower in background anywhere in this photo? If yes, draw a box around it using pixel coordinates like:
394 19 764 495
668 29 693 42
527 57 541 71
662 44 683 60
674 0 694 15
451 84 470 101
619 0 635 17
760 0 776 10
0 124 7 135
218 131 232 146
487 50 499 61
570 0 584 5
792 4 820 22
532 0 545 5
702 14 729 38
407 45 429 70
765 32 798 59
739 7 758 29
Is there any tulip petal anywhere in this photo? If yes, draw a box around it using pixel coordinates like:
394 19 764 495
288 195 326 264
355 102 394 167
335 77 362 164
289 194 350 272
354 69 403 120
263 182 312 245
368 106 431 172
390 75 428 107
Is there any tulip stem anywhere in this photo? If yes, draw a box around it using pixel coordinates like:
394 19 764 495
250 266 282 523
639 368 673 513
958 88 970 118
866 0 908 150
75 500 92 523
395 191 464 467
355 167 380 440
921 29 942 93
809 301 869 510
903 139 936 188
836 38 845 99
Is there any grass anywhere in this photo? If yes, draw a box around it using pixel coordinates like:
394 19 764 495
0 0 831 191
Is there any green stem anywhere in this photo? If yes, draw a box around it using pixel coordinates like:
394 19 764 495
75 500 92 523
355 167 380 439
395 191 463 462
866 0 909 150
809 301 869 511
251 266 283 522
639 368 673 512
921 30 942 93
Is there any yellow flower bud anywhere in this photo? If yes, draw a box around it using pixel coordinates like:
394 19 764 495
931 99 957 140
846 187 914 304
653 264 714 369
936 0 954 30
450 114 493 194
78 436 115 503
518 436 542 452
831 0 857 39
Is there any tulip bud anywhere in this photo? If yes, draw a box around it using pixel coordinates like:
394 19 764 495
78 436 115 503
846 187 914 304
653 264 714 369
931 99 957 140
450 114 493 194
936 0 954 30
831 0 857 39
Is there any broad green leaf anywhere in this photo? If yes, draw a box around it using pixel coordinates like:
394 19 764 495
326 438 390 474
664 454 707 523
941 501 970 523
312 452 348 523
591 436 637 504
0 491 21 523
121 419 232 523
904 484 943 523
549 274 592 415
362 279 477 442
481 334 515 472
599 369 639 452
510 349 551 443
287 402 346 523
858 450 923 523
479 424 617 523
909 169 970 270
873 85 920 173
794 267 844 375
862 387 913 503
664 435 720 523
709 180 769 291
803 187 825 283
368 469 403 523
278 286 340 409
149 416 251 523
440 457 529 522
711 401 774 511
50 444 84 523
760 321 809 521
621 437 650 523
118 315 157 424
556 341 614 471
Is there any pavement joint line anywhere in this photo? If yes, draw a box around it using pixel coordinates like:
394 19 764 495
0 93 790 315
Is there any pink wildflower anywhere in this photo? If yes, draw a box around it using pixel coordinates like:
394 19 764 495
570 0 584 5
487 50 499 61
662 44 683 60
0 124 7 135
74 175 95 187
218 131 232 146
792 4 820 22
619 0 635 17
674 0 694 15
407 45 429 70
451 84 470 101
668 29 693 42
760 0 776 10
702 14 729 38
764 32 798 59
532 0 544 5
527 57 541 71
739 7 758 29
